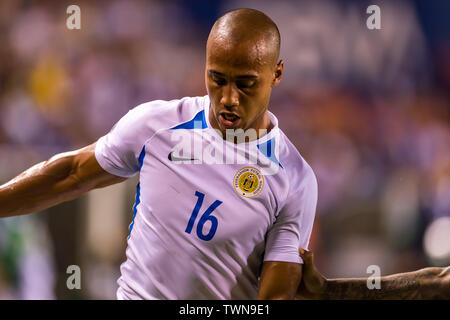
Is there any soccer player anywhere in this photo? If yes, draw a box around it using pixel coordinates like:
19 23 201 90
297 249 450 299
0 9 318 299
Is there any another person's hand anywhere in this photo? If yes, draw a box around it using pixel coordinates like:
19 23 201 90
436 266 450 296
296 248 327 299
296 248 450 300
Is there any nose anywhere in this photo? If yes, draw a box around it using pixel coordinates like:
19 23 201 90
220 84 239 109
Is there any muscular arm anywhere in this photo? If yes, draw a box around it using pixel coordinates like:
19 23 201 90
0 143 126 218
297 249 450 300
322 267 449 299
258 261 302 300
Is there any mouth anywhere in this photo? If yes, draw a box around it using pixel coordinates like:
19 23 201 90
218 112 241 127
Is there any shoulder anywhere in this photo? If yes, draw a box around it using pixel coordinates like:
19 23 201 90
97 96 207 154
108 96 207 144
278 131 317 196
123 96 207 131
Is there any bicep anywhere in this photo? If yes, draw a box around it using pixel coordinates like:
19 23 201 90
257 169 316 299
258 261 303 300
263 168 318 264
54 143 126 196
1 143 127 216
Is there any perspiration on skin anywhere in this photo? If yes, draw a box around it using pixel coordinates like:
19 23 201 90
205 9 284 140
208 9 280 66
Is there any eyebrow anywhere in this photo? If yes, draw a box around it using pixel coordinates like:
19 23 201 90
208 70 258 80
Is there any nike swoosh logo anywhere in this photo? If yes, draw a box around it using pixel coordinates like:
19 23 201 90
168 151 198 162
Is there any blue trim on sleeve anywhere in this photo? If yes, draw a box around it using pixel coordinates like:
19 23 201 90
138 146 146 170
171 110 207 130
128 146 146 238
257 138 283 168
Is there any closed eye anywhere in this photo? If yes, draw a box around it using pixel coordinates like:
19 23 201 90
208 70 226 86
236 80 256 89
213 77 226 86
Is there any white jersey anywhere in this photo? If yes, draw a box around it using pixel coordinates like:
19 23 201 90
95 95 318 300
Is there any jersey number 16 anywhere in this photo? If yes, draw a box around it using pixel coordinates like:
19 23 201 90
185 191 222 241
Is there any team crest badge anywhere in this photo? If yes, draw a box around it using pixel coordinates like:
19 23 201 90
233 167 264 198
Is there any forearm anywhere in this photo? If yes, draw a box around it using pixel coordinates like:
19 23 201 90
0 144 122 218
322 267 448 299
0 153 84 217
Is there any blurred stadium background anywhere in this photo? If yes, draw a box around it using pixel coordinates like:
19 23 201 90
0 0 449 299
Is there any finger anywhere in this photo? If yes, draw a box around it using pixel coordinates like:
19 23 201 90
299 249 314 264
439 266 450 277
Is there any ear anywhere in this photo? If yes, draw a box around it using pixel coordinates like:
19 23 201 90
272 60 284 87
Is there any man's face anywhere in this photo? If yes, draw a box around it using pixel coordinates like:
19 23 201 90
205 38 283 137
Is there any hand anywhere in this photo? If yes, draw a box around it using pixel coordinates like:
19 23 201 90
414 265 450 299
296 248 327 300
436 266 450 298
437 266 450 280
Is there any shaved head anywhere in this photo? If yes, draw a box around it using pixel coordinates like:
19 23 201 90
205 8 284 139
207 8 281 66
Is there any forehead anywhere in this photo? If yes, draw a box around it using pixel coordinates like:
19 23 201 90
206 36 273 73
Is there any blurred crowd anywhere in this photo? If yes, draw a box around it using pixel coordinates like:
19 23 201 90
0 0 449 299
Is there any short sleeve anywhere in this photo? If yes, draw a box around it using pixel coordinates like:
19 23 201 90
263 166 318 264
95 103 155 178
95 97 202 178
